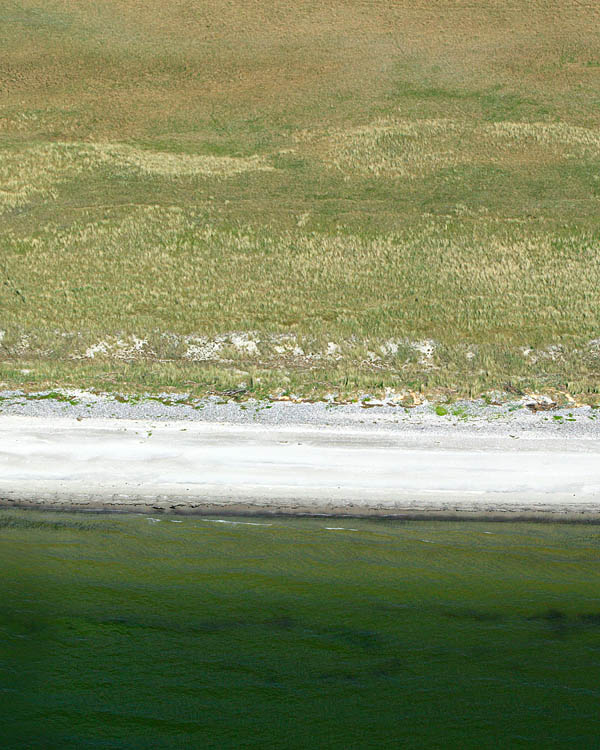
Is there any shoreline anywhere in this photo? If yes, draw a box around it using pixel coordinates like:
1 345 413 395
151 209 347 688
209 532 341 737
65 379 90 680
2 395 600 518
1 387 600 435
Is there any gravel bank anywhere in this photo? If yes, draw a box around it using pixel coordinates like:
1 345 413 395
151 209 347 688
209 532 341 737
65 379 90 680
1 389 599 438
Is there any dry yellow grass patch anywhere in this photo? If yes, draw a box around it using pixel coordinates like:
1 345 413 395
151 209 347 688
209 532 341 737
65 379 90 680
304 118 600 178
0 144 88 210
481 121 600 152
3 204 599 346
0 142 272 212
89 144 274 178
309 119 465 178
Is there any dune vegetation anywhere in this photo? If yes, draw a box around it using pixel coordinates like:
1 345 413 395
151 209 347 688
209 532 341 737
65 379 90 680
1 0 600 401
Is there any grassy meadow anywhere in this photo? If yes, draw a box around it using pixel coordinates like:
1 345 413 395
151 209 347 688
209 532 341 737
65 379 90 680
2 0 600 400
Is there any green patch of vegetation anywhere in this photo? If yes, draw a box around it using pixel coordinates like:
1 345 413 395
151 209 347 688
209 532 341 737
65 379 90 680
24 391 79 406
390 79 548 122
451 406 470 420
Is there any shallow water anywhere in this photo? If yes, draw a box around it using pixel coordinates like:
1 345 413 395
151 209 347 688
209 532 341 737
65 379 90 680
1 510 599 748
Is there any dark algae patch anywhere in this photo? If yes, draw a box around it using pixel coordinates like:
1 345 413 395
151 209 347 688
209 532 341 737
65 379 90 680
1 512 599 748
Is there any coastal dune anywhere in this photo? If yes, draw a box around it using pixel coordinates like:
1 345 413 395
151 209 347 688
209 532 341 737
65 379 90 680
1 416 599 518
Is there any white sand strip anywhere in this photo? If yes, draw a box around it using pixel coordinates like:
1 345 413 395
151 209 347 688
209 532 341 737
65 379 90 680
0 416 599 517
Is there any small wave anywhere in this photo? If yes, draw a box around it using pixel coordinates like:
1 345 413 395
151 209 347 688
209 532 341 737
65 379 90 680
325 527 358 531
201 519 272 526
147 518 161 523
421 489 486 495
170 520 183 523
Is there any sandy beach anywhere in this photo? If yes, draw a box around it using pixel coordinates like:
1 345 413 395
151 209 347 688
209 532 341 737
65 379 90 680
1 392 600 518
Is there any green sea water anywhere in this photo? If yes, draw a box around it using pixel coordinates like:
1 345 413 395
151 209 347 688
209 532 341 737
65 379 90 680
1 510 599 749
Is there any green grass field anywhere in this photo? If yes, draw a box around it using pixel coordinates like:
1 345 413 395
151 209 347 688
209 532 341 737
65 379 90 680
2 0 600 400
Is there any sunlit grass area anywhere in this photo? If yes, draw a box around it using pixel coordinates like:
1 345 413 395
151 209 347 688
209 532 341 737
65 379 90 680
1 1 600 399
